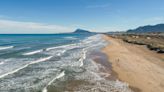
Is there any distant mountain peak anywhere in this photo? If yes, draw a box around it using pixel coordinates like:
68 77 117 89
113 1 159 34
73 29 91 33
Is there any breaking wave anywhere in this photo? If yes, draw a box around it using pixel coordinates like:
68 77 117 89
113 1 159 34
0 62 4 65
0 56 53 79
64 37 78 40
79 49 87 67
23 49 43 55
0 46 14 50
46 43 77 51
42 71 65 92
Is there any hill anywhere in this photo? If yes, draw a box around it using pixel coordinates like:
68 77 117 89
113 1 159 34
127 24 164 33
73 29 92 34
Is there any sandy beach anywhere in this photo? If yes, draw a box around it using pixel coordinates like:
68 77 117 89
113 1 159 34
103 34 164 92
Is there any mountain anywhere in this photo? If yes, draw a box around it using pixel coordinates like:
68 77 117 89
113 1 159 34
127 24 164 33
73 29 92 34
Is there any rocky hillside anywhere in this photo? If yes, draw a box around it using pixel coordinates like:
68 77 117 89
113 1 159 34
127 24 164 33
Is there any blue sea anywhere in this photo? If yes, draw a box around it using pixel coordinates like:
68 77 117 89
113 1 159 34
0 34 131 92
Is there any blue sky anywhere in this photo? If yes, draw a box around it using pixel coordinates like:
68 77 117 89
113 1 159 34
0 0 164 33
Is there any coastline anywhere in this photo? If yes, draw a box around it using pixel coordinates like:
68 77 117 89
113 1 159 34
102 34 164 92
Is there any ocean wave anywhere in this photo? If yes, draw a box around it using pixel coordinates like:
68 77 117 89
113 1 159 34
46 35 100 52
23 49 43 55
0 56 53 79
46 43 77 51
42 71 65 92
79 49 87 67
0 46 14 50
0 34 110 91
64 37 77 40
56 49 66 56
0 62 4 65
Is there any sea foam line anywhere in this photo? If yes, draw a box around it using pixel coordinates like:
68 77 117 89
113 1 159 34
23 49 43 55
0 62 4 65
64 37 77 40
46 43 76 51
0 56 53 79
42 71 65 92
56 50 66 56
0 46 14 50
79 49 87 67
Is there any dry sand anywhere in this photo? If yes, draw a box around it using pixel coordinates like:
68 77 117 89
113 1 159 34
102 35 164 92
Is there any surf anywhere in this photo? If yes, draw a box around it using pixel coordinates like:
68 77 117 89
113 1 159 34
0 46 14 50
23 49 43 55
79 49 87 67
0 62 4 65
0 56 53 79
64 37 77 40
42 71 65 92
46 43 77 51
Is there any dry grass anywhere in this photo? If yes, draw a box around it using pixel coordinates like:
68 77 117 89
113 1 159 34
110 34 164 53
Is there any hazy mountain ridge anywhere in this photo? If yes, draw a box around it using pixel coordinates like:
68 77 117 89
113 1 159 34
127 24 164 33
73 29 92 33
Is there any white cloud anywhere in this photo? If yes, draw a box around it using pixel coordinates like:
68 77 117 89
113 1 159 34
0 19 74 33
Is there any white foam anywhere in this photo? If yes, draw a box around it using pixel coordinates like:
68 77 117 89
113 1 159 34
23 49 43 55
79 49 87 67
30 56 53 64
0 46 14 50
0 62 4 65
56 50 66 56
42 71 65 92
46 47 58 51
49 71 65 85
0 56 53 79
64 37 77 40
42 88 47 92
46 43 76 51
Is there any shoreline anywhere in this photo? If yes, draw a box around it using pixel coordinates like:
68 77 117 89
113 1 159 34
46 35 133 92
102 34 164 92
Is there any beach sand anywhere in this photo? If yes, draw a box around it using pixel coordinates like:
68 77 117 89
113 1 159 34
102 35 164 92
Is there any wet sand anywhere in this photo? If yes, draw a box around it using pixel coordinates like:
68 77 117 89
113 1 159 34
103 34 164 92
47 49 130 92
90 50 118 80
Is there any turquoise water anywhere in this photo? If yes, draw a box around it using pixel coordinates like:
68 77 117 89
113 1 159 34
0 34 132 92
0 34 88 58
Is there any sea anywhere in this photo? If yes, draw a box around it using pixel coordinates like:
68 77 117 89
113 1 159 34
0 33 132 92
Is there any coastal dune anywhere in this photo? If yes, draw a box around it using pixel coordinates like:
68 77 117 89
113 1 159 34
103 35 164 92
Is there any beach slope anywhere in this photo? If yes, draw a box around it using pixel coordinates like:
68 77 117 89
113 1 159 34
103 35 164 92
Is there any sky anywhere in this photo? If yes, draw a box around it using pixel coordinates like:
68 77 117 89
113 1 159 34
0 0 164 33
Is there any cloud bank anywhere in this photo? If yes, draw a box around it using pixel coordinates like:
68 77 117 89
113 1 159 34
0 19 74 33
